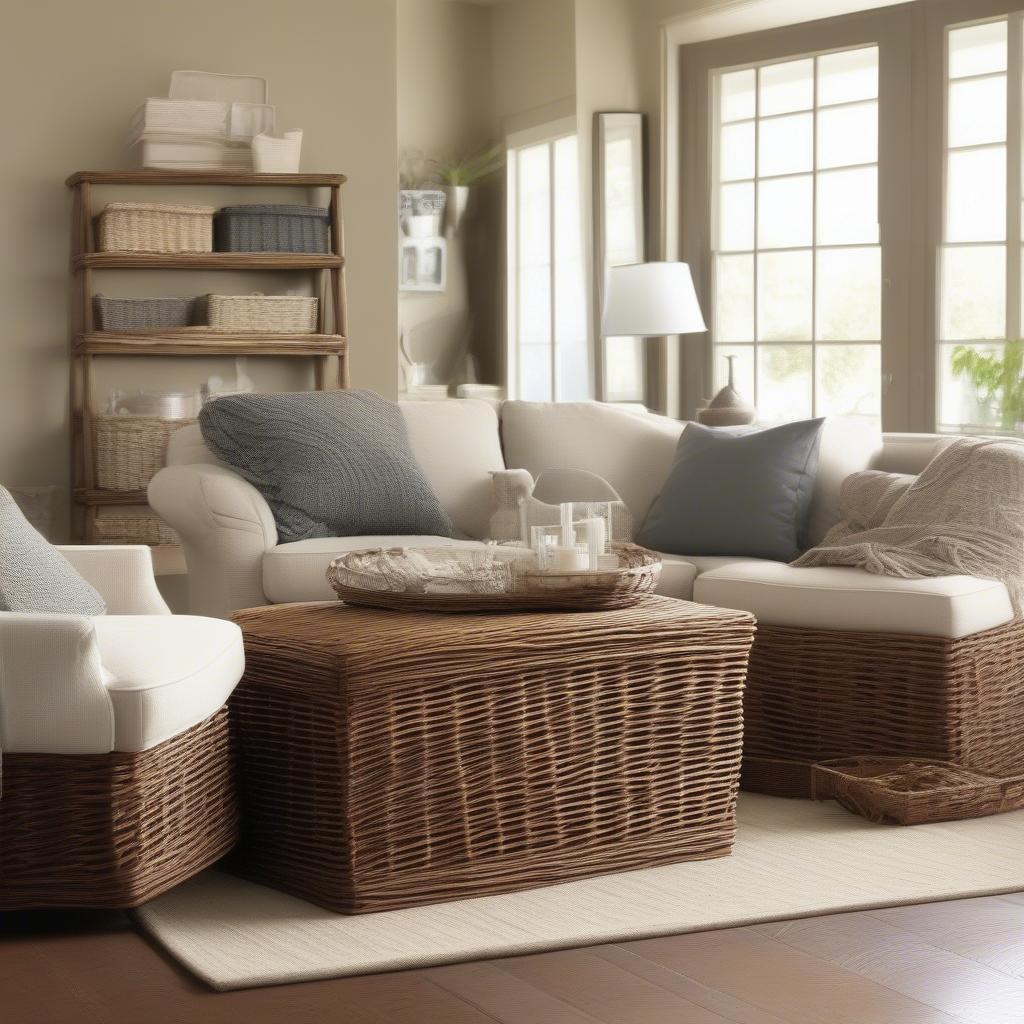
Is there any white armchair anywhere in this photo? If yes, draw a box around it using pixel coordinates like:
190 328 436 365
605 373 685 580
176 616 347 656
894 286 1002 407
0 545 244 911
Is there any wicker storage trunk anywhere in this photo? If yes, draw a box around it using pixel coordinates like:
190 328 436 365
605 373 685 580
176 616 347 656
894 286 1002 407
741 620 1024 798
215 205 330 253
94 506 179 546
229 598 756 913
207 293 318 333
94 415 196 491
97 202 215 253
94 295 199 332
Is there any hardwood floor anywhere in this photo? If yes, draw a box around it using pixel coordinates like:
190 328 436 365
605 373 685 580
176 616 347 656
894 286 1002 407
3 894 1024 1023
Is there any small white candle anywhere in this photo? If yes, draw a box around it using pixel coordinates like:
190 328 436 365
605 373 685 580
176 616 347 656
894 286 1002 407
551 545 588 571
560 502 574 547
580 517 607 569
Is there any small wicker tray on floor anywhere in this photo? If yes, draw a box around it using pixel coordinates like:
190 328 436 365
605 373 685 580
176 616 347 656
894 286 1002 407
811 757 1024 826
327 543 662 612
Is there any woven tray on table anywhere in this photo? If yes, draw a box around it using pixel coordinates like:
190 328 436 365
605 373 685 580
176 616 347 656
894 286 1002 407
812 757 1024 826
327 543 662 612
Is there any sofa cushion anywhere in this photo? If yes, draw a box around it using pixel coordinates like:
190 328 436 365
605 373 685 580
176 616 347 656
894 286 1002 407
638 419 825 561
653 554 779 600
263 535 489 604
95 615 244 752
400 400 505 539
199 390 453 543
694 562 1013 638
0 486 106 616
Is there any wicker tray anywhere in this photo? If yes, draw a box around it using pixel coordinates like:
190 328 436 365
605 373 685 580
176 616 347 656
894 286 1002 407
812 757 1024 826
327 543 661 613
97 202 215 253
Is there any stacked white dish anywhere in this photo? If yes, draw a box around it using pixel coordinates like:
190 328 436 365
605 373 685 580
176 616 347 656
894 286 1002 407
129 71 276 171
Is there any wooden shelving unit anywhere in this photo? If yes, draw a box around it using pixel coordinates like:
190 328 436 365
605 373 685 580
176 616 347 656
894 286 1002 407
66 169 349 546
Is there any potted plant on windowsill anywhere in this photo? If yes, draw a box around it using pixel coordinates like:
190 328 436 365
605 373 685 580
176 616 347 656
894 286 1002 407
434 145 505 233
951 340 1024 432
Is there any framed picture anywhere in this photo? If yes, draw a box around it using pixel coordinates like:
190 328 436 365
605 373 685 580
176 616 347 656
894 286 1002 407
399 237 447 292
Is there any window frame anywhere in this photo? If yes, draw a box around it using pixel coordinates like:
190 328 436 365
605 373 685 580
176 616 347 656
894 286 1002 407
505 117 589 402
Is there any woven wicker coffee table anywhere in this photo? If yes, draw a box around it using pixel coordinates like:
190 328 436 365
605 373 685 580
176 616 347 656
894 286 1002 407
229 597 756 913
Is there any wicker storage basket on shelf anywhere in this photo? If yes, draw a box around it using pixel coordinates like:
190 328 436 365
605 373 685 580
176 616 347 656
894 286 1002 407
97 202 215 253
94 415 196 491
94 295 199 332
93 507 179 546
812 757 1024 826
206 293 318 333
215 205 330 253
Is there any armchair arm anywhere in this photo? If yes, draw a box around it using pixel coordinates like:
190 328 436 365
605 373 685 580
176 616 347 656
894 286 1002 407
0 613 114 754
148 464 278 619
56 545 170 615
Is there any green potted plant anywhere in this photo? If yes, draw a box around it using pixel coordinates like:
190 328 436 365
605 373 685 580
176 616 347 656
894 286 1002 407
434 145 505 233
951 340 1024 432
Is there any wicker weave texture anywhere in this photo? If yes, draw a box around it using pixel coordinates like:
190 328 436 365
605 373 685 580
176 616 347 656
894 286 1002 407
812 757 1024 826
97 202 215 253
229 598 756 913
0 708 238 910
742 620 1024 798
215 205 330 253
94 295 199 331
206 293 318 333
93 507 179 546
94 415 196 491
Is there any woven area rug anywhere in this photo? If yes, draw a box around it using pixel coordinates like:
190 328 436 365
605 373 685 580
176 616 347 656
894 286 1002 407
136 794 1024 991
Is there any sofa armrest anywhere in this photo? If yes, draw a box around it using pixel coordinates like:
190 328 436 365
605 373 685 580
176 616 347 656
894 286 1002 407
0 613 114 754
56 545 170 615
148 464 277 619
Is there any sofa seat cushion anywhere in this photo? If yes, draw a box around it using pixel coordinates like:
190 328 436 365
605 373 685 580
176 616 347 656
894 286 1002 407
693 563 1013 639
263 536 489 604
654 554 780 600
94 615 244 752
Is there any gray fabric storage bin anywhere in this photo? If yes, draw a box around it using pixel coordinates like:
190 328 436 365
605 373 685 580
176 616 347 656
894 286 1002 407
214 205 330 253
94 295 199 331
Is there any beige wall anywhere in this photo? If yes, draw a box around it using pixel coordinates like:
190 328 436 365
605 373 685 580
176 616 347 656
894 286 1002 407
396 0 501 390
0 0 399 529
491 0 577 136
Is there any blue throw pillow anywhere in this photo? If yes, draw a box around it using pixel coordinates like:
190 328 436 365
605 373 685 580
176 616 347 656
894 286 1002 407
636 419 825 561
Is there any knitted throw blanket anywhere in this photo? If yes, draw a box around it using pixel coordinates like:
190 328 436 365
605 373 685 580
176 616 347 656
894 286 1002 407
793 437 1024 614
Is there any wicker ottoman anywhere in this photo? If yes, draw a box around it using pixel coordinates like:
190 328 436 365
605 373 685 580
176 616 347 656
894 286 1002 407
229 597 756 913
742 619 1024 798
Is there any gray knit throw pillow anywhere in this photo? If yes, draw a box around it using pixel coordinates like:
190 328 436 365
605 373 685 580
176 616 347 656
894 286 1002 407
0 487 106 615
199 390 454 543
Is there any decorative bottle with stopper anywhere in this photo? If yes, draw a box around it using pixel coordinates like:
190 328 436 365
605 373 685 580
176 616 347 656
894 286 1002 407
697 355 756 426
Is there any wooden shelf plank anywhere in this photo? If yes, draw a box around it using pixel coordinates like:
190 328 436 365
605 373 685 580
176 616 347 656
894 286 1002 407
74 251 343 271
75 489 149 506
76 331 347 356
67 170 346 187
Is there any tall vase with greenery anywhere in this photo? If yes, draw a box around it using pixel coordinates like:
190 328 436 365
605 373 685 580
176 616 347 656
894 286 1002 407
434 145 504 232
951 341 1024 432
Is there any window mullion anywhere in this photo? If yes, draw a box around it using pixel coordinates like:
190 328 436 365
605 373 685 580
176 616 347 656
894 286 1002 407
549 141 558 401
1007 14 1022 343
753 68 761 407
811 55 819 416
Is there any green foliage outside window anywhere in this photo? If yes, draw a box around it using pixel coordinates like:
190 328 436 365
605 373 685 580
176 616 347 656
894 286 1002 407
951 341 1024 432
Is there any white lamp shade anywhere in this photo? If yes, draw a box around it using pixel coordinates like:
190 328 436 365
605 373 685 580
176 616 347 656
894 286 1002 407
602 261 707 337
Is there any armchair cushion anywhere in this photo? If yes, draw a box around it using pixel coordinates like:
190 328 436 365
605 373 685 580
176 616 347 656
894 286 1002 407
95 615 244 751
0 487 105 616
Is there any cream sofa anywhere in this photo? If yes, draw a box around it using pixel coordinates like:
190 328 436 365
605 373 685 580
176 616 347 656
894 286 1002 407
149 399 1014 642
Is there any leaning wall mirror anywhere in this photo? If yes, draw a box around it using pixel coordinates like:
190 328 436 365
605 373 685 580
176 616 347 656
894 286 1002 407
594 112 647 403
